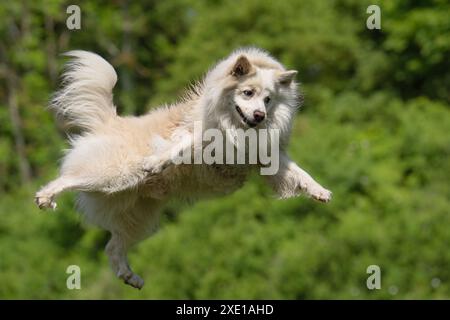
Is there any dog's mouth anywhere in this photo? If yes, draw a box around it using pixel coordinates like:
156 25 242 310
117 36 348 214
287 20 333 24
235 105 258 128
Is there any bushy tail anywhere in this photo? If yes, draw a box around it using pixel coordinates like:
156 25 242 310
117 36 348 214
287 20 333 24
50 50 118 133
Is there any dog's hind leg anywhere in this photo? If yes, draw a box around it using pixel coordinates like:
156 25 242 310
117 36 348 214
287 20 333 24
35 175 84 210
105 232 144 289
98 196 161 289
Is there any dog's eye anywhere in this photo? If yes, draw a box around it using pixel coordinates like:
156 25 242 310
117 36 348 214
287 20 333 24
243 90 254 97
264 96 271 105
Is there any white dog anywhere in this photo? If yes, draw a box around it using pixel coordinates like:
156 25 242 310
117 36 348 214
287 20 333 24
35 48 331 289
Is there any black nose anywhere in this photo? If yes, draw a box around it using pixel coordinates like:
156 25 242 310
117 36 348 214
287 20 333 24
253 110 266 123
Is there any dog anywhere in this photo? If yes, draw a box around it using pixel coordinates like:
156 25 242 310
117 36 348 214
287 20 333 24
35 48 332 289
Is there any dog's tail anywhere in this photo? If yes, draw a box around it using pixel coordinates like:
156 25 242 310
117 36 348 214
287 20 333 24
50 50 118 133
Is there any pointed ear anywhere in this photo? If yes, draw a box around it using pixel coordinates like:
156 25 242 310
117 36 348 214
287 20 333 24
277 70 298 85
231 55 251 77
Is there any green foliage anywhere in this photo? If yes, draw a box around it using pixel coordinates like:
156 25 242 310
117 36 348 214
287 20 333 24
0 0 449 299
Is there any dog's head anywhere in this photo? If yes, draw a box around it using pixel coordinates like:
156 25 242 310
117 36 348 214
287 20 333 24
202 48 301 148
227 54 298 129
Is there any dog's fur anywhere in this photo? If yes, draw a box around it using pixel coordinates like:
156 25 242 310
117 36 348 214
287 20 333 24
35 48 331 289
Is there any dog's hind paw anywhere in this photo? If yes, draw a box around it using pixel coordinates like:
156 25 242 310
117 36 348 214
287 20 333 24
118 270 145 289
34 193 57 210
126 274 145 290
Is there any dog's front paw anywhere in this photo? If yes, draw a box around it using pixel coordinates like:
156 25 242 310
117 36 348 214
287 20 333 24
34 192 57 210
143 155 171 175
305 184 332 203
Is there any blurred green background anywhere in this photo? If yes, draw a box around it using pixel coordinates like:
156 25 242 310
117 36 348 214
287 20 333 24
0 0 449 299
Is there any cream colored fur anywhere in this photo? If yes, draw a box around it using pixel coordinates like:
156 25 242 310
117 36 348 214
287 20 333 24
35 48 331 289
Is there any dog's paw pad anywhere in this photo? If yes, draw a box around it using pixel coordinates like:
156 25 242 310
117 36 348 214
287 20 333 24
35 194 57 210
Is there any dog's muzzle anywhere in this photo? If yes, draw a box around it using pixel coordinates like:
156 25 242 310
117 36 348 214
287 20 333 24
235 105 265 127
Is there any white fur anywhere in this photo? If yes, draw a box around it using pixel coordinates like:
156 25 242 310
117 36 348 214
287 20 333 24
35 48 331 289
50 51 117 132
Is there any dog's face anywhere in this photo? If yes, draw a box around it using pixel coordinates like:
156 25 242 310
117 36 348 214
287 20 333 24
229 55 297 128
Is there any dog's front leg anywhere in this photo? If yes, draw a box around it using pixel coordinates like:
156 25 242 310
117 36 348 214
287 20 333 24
266 153 332 202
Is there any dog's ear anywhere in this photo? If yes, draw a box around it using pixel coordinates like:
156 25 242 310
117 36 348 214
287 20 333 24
231 55 251 77
277 70 298 85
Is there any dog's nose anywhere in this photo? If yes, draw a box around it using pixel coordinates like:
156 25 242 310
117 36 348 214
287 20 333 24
253 110 266 123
